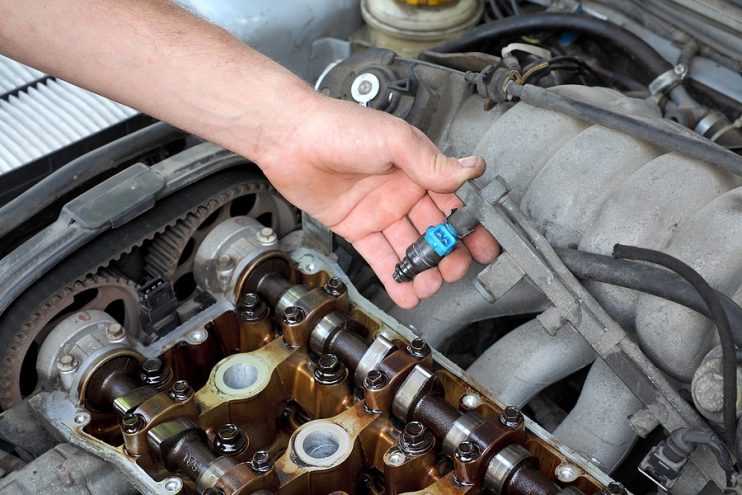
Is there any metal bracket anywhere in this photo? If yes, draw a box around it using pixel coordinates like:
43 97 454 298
456 177 709 433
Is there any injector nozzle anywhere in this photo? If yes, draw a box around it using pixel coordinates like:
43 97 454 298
393 208 479 283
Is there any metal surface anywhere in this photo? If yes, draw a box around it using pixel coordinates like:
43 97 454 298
0 443 137 495
176 0 362 80
484 444 533 493
442 412 486 457
391 364 435 421
354 334 395 387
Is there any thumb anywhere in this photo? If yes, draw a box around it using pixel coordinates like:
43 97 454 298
391 125 485 193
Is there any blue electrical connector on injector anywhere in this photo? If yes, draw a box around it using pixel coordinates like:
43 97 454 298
393 208 479 282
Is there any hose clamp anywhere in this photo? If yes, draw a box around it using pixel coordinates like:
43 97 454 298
648 65 687 101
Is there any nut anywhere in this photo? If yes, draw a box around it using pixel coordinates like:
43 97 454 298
324 277 346 297
283 306 305 325
250 450 273 474
455 440 481 463
364 369 388 390
314 353 346 384
499 406 523 429
237 292 267 321
139 358 172 388
105 323 126 341
122 413 145 434
399 421 434 454
406 338 430 359
168 380 193 401
56 353 78 373
214 423 248 455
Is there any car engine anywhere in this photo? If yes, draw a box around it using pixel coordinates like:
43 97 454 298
0 1 740 494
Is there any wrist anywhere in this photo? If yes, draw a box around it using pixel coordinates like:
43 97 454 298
230 79 326 166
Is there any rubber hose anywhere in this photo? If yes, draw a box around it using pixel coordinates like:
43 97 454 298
554 247 742 343
613 244 737 447
0 121 184 239
508 84 742 178
430 12 671 79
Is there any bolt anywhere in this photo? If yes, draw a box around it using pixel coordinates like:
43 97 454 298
499 406 524 429
602 482 625 495
460 394 481 410
314 353 346 384
358 80 373 96
555 463 580 482
386 450 405 466
106 323 126 341
455 441 481 463
406 338 430 359
214 423 248 455
216 254 234 271
674 64 687 76
163 477 182 493
122 413 145 434
363 369 388 390
250 450 273 474
399 421 434 454
256 227 277 245
237 292 267 321
139 358 172 388
57 353 78 373
168 380 193 401
324 277 346 297
283 306 305 325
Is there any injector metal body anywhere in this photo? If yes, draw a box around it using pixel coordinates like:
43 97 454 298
393 208 479 282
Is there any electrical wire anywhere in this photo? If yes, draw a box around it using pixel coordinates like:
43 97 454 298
612 244 737 446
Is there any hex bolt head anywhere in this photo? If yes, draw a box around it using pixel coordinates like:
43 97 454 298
283 306 305 325
602 482 625 495
57 353 78 373
168 380 193 401
324 277 346 297
406 338 430 359
455 441 481 463
106 323 126 341
399 421 434 454
121 413 145 434
214 423 247 455
256 227 277 245
139 358 172 387
250 450 273 474
364 369 388 390
237 292 267 322
314 353 346 384
499 406 524 429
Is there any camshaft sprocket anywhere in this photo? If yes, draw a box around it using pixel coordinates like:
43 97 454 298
0 269 139 406
144 179 298 301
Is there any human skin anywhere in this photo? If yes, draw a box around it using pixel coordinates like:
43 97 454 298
0 0 499 308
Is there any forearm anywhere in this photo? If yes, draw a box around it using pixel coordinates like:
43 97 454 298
0 0 316 162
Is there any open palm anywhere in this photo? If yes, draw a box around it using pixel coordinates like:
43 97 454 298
258 96 499 308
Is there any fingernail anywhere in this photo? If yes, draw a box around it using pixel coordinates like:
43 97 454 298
457 156 481 168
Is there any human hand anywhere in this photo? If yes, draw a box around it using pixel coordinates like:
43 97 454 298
256 90 500 308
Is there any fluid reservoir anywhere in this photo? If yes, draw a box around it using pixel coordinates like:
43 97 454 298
361 0 483 56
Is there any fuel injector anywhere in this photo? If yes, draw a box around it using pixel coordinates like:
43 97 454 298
393 208 479 282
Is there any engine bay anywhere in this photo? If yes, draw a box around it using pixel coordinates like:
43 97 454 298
0 1 741 494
